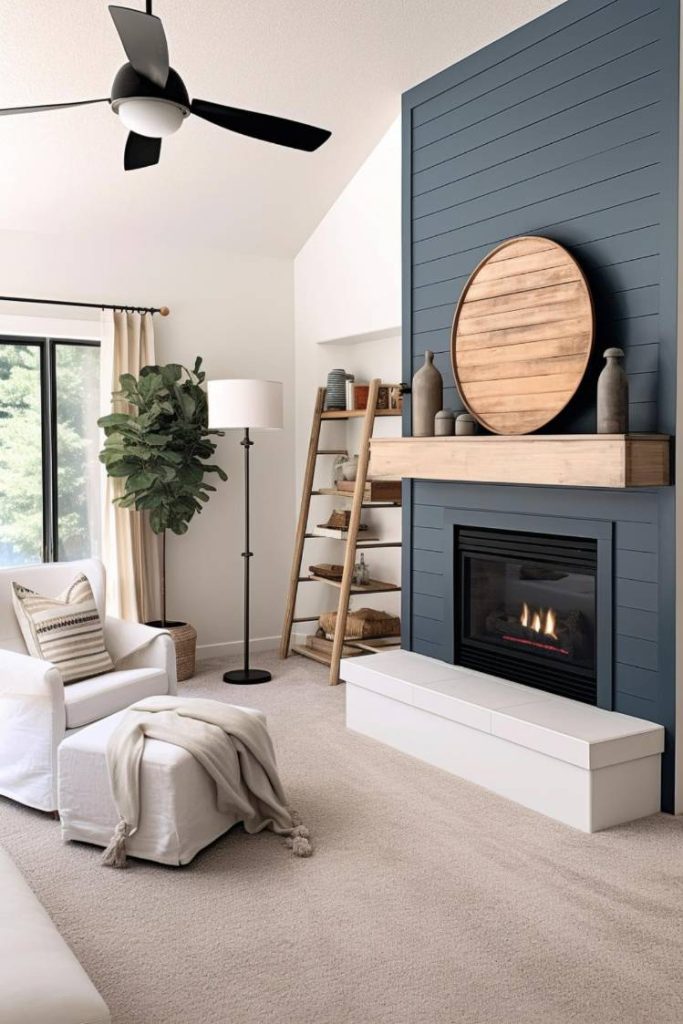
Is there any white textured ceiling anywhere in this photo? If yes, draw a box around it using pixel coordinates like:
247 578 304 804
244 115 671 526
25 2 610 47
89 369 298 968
0 0 561 256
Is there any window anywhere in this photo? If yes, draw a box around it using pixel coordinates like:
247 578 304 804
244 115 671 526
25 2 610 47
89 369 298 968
0 337 101 566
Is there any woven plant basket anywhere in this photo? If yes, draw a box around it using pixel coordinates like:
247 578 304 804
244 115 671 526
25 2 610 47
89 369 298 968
148 620 197 682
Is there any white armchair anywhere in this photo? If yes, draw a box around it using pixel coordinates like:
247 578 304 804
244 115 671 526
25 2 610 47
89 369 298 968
0 558 176 812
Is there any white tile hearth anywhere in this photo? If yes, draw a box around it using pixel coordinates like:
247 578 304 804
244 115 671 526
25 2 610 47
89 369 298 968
342 651 664 832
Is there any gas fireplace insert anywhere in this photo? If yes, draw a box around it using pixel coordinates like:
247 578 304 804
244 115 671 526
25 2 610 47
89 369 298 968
456 527 597 704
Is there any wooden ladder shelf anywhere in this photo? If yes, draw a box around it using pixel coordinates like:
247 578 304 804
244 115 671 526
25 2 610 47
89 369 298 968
280 377 402 684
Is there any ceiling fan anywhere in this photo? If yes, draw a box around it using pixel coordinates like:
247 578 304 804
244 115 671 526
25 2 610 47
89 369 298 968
0 1 331 170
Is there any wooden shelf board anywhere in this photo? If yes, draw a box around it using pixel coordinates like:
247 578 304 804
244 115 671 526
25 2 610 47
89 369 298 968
292 643 365 666
369 434 671 489
321 409 401 419
346 637 402 653
308 574 401 594
355 541 402 549
313 487 401 506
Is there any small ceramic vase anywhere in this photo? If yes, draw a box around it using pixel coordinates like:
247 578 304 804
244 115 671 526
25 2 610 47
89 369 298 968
435 409 455 436
412 350 443 437
597 348 628 434
455 413 477 436
325 369 353 411
341 456 359 481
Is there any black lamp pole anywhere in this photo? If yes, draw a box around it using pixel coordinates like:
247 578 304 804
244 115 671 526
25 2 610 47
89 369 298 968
223 428 272 685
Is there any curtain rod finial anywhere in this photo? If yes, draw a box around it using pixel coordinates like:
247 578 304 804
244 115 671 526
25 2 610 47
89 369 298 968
159 306 170 317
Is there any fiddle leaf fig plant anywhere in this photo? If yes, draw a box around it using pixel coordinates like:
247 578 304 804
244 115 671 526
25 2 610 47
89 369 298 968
98 357 227 625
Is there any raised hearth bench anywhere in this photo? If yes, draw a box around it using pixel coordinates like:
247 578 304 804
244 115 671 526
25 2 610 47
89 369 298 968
342 650 664 832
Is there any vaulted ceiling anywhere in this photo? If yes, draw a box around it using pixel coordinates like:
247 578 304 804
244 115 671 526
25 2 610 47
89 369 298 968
0 0 560 256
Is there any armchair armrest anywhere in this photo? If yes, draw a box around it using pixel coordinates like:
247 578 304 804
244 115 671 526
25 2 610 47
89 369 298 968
0 648 63 700
104 618 177 695
0 650 65 812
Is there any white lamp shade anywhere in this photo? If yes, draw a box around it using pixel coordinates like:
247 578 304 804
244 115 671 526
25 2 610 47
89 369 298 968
208 379 283 430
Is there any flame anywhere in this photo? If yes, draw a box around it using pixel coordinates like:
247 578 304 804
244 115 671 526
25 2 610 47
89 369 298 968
544 607 558 640
520 603 559 640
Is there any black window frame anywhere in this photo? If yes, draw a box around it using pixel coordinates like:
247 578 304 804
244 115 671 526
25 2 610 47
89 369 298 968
0 335 100 564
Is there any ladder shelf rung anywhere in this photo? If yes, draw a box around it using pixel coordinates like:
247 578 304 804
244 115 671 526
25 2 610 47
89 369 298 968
316 449 348 456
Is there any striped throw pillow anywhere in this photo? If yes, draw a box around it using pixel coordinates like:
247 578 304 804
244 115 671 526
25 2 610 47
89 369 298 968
11 573 114 684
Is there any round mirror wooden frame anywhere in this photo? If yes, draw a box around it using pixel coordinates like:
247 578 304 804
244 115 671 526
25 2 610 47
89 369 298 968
450 235 594 435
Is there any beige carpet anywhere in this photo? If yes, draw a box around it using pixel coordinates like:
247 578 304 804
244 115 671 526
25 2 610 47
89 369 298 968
2 654 683 1024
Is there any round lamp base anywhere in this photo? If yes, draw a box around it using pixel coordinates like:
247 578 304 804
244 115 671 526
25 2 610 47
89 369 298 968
222 668 272 685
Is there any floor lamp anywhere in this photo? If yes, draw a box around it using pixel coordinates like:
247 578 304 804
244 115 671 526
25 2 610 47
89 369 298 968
208 378 283 684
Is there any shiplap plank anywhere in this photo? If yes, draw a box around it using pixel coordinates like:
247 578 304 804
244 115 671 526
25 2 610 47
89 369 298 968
413 615 445 645
615 578 658 612
617 606 658 641
615 663 659 701
616 635 658 671
413 593 445 621
616 519 658 552
616 549 658 583
412 505 444 529
412 572 446 598
413 527 444 552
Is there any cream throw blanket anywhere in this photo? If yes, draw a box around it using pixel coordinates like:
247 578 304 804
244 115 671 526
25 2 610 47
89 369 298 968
102 696 312 867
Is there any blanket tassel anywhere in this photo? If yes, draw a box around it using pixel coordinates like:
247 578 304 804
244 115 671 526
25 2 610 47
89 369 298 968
101 819 129 869
285 814 313 857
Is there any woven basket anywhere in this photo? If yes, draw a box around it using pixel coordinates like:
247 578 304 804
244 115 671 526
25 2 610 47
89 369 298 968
148 620 197 682
319 607 400 641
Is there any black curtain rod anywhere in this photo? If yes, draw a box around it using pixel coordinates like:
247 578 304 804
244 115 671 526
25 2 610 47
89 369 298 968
0 295 170 316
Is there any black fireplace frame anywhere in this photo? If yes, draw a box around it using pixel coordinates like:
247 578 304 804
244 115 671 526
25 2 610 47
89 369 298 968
441 509 614 710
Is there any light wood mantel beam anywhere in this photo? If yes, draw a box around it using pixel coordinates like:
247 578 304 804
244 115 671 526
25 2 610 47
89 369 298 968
369 435 671 489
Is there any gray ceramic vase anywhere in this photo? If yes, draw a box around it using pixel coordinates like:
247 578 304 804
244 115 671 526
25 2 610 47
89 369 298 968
435 409 455 436
597 347 628 434
325 369 353 411
412 350 443 437
455 413 477 436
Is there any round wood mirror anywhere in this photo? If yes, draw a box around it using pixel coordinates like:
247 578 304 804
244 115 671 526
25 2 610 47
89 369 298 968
451 236 594 435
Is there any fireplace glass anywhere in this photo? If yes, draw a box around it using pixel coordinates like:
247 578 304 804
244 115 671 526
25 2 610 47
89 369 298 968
456 528 597 704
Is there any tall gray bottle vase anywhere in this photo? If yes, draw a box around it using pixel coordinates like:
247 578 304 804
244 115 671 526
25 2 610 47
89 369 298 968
597 347 629 433
412 350 443 437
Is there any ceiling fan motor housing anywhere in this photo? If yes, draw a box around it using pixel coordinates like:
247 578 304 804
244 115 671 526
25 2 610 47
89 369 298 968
110 63 190 122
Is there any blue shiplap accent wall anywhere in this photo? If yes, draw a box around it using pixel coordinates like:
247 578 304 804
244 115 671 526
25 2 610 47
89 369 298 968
401 0 679 808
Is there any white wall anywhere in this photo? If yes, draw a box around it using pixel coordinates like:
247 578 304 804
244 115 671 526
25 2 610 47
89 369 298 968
0 230 294 657
293 119 403 632
0 118 402 655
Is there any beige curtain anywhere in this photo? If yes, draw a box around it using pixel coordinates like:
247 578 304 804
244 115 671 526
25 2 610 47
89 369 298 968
100 310 161 622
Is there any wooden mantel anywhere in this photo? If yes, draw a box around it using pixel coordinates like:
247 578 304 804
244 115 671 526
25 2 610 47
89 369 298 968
369 435 672 489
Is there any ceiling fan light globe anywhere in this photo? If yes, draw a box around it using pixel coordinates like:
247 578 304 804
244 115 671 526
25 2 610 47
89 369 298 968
117 97 185 137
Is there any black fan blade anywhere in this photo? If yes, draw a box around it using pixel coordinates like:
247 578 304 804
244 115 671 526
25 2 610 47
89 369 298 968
109 5 169 88
124 131 161 171
0 98 108 117
190 99 331 152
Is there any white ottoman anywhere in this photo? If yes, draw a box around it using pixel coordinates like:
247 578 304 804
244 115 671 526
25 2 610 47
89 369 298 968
58 706 264 866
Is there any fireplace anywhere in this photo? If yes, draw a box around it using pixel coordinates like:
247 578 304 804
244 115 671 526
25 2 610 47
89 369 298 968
455 527 598 705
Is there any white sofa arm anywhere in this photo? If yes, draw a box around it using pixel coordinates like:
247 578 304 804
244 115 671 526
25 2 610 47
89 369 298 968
104 618 177 695
0 650 65 812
